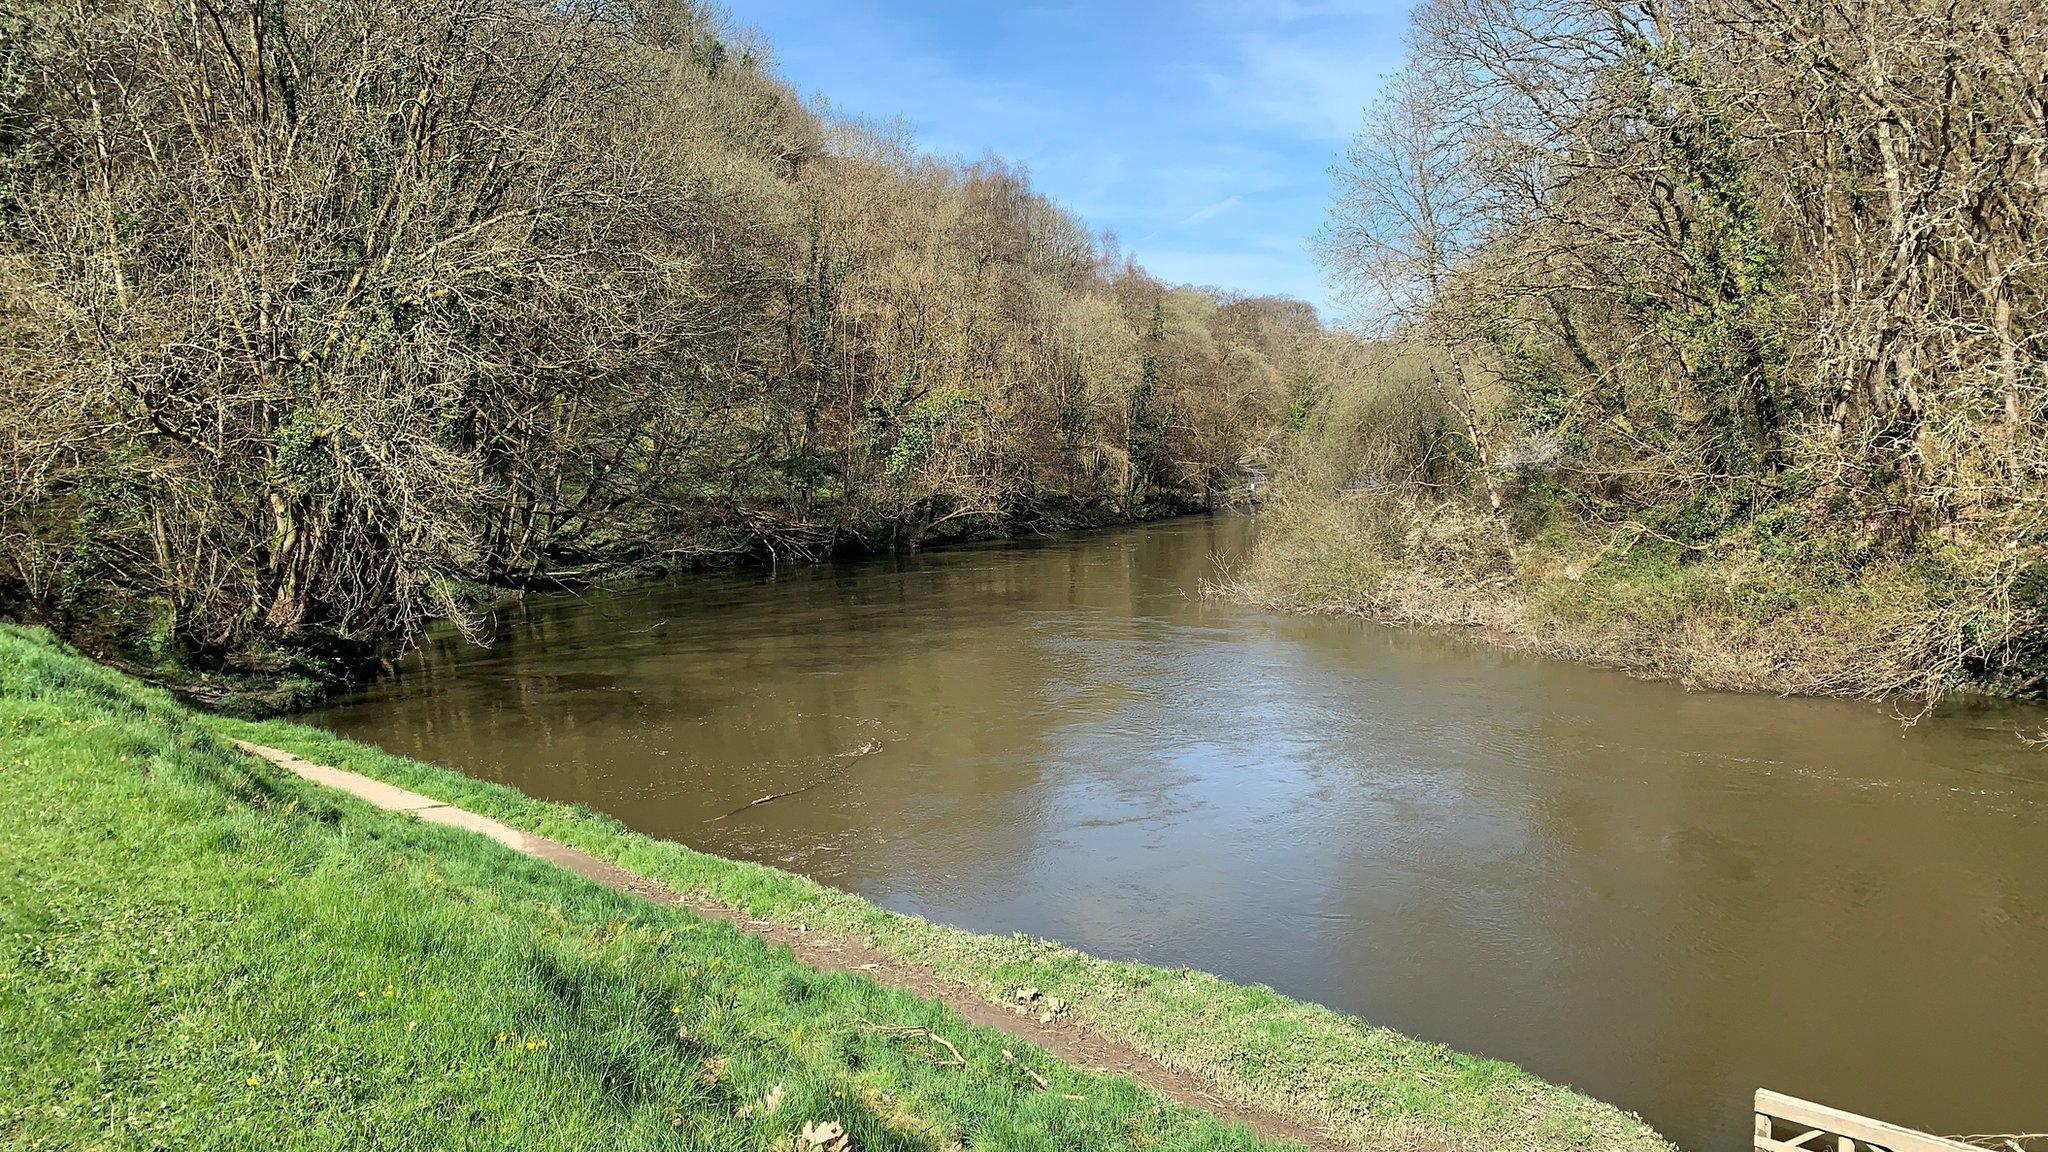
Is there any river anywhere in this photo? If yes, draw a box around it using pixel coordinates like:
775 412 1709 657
304 514 2048 1150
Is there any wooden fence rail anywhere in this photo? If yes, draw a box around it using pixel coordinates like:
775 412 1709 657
1756 1090 1983 1152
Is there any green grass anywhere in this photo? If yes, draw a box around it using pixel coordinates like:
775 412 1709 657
0 624 1676 1151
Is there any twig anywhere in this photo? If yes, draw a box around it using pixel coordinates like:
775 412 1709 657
858 1019 965 1067
1002 1049 1050 1091
1951 1134 2047 1152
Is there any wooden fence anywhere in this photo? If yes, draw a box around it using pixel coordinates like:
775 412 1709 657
1756 1091 1985 1152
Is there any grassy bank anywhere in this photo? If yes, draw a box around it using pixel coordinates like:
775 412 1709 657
0 624 1676 1151
1232 487 2046 704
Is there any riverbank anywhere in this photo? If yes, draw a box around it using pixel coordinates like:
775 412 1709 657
0 624 1674 1151
223 735 1342 1151
82 502 1218 721
1229 491 2047 708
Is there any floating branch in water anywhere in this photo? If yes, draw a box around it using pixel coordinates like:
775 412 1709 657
703 739 882 822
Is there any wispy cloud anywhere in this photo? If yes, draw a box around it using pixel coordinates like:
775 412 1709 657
1180 196 1242 225
1202 33 1403 142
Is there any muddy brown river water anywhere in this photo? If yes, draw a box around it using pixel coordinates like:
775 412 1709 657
305 514 2048 1150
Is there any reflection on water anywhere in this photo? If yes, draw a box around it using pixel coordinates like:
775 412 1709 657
306 515 2048 1150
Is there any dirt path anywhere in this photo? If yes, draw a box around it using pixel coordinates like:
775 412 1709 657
230 740 1350 1152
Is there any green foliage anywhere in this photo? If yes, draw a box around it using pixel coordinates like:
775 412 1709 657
1637 39 1797 476
1646 483 1748 545
695 34 727 78
271 406 340 496
0 2 41 228
2013 561 2048 614
1487 320 1574 437
882 387 976 479
1284 378 1318 432
1122 300 1177 506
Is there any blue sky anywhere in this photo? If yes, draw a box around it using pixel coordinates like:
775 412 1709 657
730 1 1413 319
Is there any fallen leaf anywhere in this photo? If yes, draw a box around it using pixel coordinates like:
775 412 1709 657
798 1119 851 1152
736 1082 784 1118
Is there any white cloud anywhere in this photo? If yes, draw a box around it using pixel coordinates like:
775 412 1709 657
1180 196 1243 225
1203 33 1402 142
